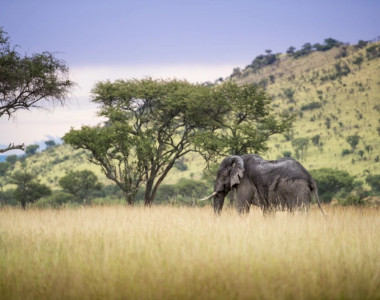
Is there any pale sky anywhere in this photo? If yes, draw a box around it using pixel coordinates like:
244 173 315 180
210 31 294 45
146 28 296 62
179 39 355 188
1 0 380 153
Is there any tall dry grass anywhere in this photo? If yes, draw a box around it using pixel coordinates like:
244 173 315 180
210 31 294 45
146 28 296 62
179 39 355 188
0 205 379 299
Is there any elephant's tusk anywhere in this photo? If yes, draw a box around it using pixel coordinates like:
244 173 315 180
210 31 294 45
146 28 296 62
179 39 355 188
200 191 217 201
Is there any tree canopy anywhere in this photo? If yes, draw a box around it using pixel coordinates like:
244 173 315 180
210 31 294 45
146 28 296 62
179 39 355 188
64 78 292 205
59 170 102 205
0 28 73 153
10 170 51 209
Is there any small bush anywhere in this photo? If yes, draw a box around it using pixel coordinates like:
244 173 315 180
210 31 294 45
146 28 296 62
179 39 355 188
311 168 355 203
366 174 380 194
155 178 211 204
337 194 365 206
301 101 322 111
341 149 352 157
33 191 77 209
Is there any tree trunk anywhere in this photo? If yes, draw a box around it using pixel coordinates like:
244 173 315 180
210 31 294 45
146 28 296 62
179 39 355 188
125 193 134 206
21 199 26 210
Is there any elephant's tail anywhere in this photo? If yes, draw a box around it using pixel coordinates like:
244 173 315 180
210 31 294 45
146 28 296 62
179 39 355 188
312 179 326 217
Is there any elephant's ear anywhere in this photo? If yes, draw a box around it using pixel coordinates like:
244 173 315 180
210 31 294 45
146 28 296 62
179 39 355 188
230 156 245 187
230 168 244 186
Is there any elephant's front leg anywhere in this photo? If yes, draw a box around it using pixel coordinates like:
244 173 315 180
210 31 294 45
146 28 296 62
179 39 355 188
235 178 253 214
228 189 236 207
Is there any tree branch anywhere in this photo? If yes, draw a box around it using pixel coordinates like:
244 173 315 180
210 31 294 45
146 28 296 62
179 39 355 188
0 143 25 153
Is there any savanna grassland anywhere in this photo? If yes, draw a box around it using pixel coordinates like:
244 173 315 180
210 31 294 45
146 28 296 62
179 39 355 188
1 205 379 300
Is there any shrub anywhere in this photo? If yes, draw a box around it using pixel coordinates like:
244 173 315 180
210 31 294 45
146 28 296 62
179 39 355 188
311 168 355 203
34 191 77 209
341 149 352 157
282 151 292 158
337 194 365 206
301 102 322 111
155 178 211 204
366 174 380 194
311 135 320 146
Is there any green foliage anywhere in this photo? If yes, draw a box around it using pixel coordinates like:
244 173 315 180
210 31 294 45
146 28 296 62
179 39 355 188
337 194 365 206
314 38 343 52
216 82 294 155
247 50 278 72
366 174 380 194
341 149 352 157
352 54 364 70
0 188 18 206
291 137 309 160
366 44 380 60
34 191 77 208
45 140 56 148
321 62 351 82
346 134 360 152
311 168 355 203
325 117 331 129
9 170 51 209
282 88 295 102
301 101 322 111
25 144 39 156
282 151 292 158
5 155 17 164
155 178 210 204
286 46 296 56
311 135 320 146
59 170 102 205
355 40 369 49
293 43 313 58
0 162 11 176
0 28 73 119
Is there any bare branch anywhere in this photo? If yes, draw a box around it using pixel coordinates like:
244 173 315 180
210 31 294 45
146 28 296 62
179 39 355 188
0 143 25 153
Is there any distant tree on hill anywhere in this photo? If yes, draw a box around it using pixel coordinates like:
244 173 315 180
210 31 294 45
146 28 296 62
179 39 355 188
25 144 39 156
291 137 309 160
45 140 56 148
59 170 102 205
366 44 380 60
352 54 364 70
10 170 51 209
286 46 296 56
0 28 73 153
355 40 369 49
346 134 360 152
311 134 320 147
282 88 295 102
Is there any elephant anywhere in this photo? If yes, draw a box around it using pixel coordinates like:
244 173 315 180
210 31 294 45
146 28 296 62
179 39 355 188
201 154 325 216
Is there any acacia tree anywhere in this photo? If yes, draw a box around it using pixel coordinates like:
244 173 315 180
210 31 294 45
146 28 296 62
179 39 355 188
64 79 226 205
0 28 73 153
59 170 102 205
10 170 51 209
64 79 292 206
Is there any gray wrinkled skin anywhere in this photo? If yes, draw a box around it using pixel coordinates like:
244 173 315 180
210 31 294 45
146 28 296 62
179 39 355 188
212 154 324 215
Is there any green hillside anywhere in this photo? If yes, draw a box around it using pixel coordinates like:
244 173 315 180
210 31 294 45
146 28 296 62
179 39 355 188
2 39 380 201
231 40 380 181
1 144 207 191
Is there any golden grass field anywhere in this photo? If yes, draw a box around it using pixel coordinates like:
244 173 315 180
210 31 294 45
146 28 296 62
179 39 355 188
1 205 379 300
